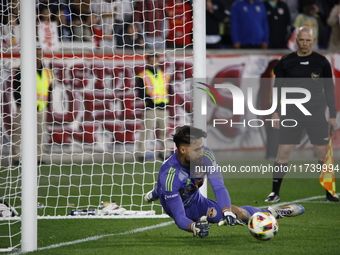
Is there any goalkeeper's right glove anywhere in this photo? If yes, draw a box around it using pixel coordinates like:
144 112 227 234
218 210 246 226
192 215 210 238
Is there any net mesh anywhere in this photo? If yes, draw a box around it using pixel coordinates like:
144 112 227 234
0 0 193 250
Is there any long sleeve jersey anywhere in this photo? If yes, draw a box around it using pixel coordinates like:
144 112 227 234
155 147 231 231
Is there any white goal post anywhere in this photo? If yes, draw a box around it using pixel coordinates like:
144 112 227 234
0 0 206 252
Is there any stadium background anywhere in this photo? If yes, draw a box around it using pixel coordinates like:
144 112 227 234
1 51 339 165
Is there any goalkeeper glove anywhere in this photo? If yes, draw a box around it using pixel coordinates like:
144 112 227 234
192 215 210 238
218 210 246 226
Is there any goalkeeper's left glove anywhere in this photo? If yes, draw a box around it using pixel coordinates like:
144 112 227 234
218 210 246 226
192 215 210 238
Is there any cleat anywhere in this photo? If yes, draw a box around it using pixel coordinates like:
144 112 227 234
268 204 305 219
326 195 340 202
144 189 159 203
264 192 280 203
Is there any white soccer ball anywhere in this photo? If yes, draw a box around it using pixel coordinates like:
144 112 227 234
248 212 278 241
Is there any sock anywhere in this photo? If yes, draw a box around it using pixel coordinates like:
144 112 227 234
240 206 272 222
317 160 334 198
272 162 288 195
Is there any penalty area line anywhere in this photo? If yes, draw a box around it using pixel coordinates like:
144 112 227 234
11 221 174 254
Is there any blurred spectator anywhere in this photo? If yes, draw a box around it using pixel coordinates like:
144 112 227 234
327 0 340 51
219 0 237 47
90 13 104 48
314 0 335 49
37 0 59 16
264 0 291 48
0 0 10 25
165 0 193 49
1 13 20 48
116 23 144 50
231 0 269 49
222 0 238 14
206 0 226 49
91 0 134 34
293 0 320 49
281 0 300 23
10 0 20 17
56 6 72 42
121 0 134 23
0 0 20 48
37 6 60 51
69 0 92 42
134 0 167 50
90 0 124 50
36 0 59 21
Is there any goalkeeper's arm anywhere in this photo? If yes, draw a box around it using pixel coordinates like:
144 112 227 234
166 195 194 231
165 193 209 236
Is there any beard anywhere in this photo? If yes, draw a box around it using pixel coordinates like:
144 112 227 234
188 156 205 178
185 155 203 166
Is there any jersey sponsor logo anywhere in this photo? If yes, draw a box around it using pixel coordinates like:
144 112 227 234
207 207 217 218
278 8 284 15
164 193 178 200
311 73 320 81
300 61 309 65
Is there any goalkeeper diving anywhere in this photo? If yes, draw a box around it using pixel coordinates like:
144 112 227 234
144 125 305 237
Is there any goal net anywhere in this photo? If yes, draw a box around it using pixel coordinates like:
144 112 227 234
0 0 194 251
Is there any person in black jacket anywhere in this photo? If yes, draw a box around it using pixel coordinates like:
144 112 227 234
206 0 226 49
264 26 338 203
264 0 292 48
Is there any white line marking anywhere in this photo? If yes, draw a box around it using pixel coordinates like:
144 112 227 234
297 201 334 204
10 193 339 254
11 221 174 254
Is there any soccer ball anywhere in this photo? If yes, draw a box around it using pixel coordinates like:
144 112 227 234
248 212 278 241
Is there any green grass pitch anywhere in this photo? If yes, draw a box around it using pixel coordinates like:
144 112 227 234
1 159 340 254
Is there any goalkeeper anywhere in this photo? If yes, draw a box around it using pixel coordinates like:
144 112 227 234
144 125 304 237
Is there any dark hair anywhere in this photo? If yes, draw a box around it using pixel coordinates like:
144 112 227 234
173 125 207 148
